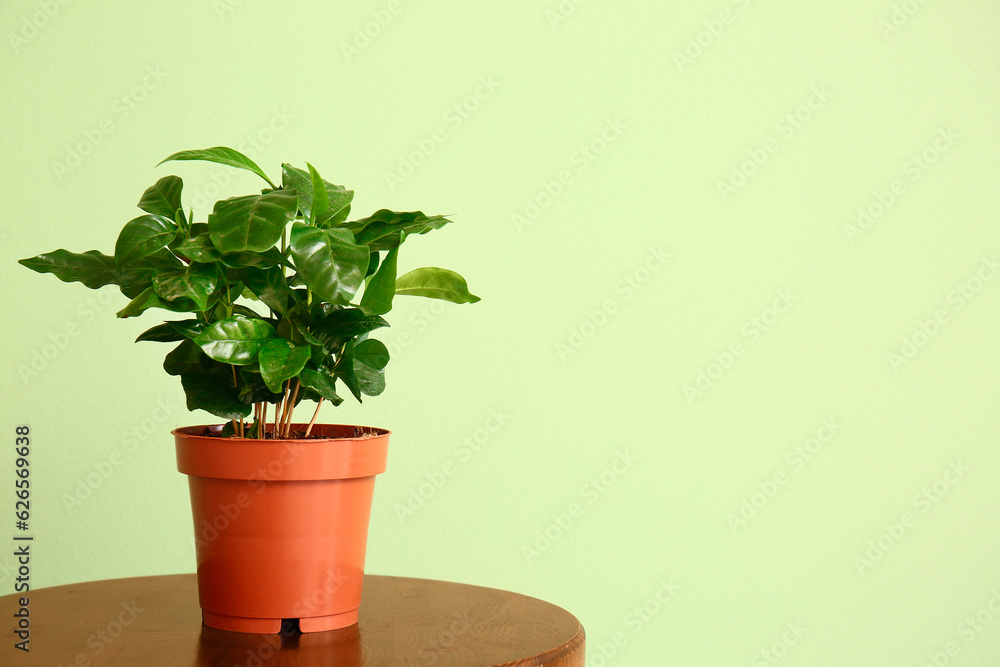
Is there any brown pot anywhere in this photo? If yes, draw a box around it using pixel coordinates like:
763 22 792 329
173 423 389 634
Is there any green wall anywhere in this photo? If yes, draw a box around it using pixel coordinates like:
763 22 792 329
3 0 1000 664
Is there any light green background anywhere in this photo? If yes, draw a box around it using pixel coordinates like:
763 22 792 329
2 0 1000 664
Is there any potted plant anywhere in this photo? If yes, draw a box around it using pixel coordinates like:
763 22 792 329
19 146 479 633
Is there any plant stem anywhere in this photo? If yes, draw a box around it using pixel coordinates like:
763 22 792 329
260 402 267 440
279 381 292 436
286 380 301 438
304 398 323 437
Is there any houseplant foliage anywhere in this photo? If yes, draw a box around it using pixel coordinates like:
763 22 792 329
20 147 479 438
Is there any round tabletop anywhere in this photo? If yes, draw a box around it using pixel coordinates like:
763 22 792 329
3 573 585 666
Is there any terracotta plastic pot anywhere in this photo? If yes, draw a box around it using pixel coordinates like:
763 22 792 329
173 423 389 634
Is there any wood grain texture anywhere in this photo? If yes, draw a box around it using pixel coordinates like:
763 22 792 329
2 574 585 666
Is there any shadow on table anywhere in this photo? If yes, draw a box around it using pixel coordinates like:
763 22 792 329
196 622 363 665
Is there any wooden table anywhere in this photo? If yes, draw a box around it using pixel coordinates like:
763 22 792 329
2 573 585 665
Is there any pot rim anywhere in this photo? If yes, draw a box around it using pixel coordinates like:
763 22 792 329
174 423 390 481
172 423 391 441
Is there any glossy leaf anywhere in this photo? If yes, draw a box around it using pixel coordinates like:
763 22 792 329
365 251 380 279
114 248 186 299
135 323 184 343
232 304 265 319
395 267 480 304
238 368 284 405
219 248 285 269
159 146 276 189
312 308 389 348
333 341 362 402
353 358 385 397
153 263 219 311
173 233 221 264
114 214 179 269
180 373 251 420
117 287 167 318
240 265 291 315
259 339 311 393
18 250 119 290
289 223 368 305
282 164 353 225
169 319 208 339
164 339 207 376
346 210 452 251
208 192 298 254
298 367 344 406
354 338 389 370
359 245 398 315
194 315 277 365
308 163 329 223
137 176 184 220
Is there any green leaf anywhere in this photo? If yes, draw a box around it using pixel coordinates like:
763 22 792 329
365 251 380 278
194 315 277 365
307 163 329 223
359 245 399 315
116 286 159 318
258 339 311 393
208 192 298 254
298 368 344 406
354 338 389 370
180 373 251 420
289 223 369 305
164 339 207 376
159 147 276 189
346 210 452 251
135 323 184 343
116 286 199 318
240 265 291 316
312 308 390 348
115 248 186 299
137 176 184 220
114 214 179 269
153 264 219 311
19 250 119 290
354 358 385 397
218 248 285 269
395 267 480 304
333 340 362 402
168 319 208 339
237 368 284 405
281 164 353 225
173 233 221 264
232 304 265 319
